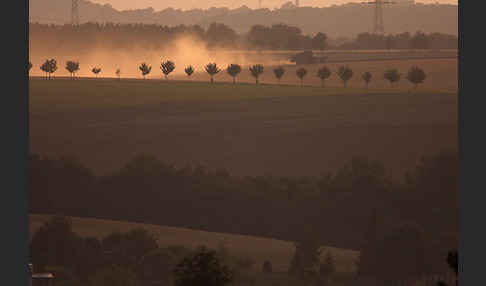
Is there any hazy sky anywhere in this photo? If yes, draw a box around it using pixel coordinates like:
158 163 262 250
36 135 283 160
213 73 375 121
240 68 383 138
90 0 458 11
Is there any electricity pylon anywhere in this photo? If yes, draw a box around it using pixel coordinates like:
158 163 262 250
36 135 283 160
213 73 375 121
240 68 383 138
361 0 396 34
71 0 79 26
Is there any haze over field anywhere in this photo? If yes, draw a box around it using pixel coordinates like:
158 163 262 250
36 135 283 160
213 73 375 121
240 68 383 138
28 0 459 284
29 37 293 79
89 0 457 11
29 0 458 37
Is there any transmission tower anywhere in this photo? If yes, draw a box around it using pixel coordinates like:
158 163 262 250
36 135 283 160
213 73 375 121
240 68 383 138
361 0 396 34
71 0 79 26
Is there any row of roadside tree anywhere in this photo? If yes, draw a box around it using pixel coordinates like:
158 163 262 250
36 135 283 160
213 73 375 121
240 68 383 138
30 59 426 89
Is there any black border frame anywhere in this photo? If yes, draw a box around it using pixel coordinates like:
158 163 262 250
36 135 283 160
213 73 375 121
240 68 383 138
458 0 483 285
1 0 474 285
1 0 29 284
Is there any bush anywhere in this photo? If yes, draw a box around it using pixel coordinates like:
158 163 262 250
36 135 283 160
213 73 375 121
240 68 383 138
319 252 335 277
174 246 233 286
337 66 353 87
384 69 401 87
262 260 273 274
406 66 426 88
90 265 137 286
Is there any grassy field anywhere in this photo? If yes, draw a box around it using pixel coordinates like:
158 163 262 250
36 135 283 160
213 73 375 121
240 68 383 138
29 58 457 277
31 55 457 92
30 74 457 178
184 59 457 92
30 214 360 273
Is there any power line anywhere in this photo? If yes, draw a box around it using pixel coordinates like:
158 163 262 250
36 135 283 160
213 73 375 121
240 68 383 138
361 0 396 34
71 0 79 26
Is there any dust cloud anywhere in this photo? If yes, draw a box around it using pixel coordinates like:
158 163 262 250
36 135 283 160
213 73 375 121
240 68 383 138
29 36 291 79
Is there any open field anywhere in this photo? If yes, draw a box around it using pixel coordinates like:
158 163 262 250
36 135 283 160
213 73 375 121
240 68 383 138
30 214 360 273
173 59 457 92
30 50 457 92
29 74 457 178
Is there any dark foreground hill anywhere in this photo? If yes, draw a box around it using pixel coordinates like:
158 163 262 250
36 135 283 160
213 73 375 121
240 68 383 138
29 79 457 274
29 214 360 273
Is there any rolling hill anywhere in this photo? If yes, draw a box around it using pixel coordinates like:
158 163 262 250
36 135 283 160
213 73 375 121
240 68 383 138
29 0 457 37
30 214 360 273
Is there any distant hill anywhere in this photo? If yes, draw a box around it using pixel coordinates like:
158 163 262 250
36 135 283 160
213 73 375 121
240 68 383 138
29 0 457 38
30 214 360 273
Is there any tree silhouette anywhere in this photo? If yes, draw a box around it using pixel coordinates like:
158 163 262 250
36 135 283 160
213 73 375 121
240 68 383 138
205 63 220 84
139 63 152 79
116 68 121 80
411 31 429 50
226 64 242 84
161 60 175 80
273 66 285 83
289 236 321 278
312 32 328 50
65 61 80 80
92 67 101 78
90 265 137 286
262 260 273 274
29 215 79 270
185 66 195 77
447 250 458 275
296 68 307 87
174 246 233 286
137 248 181 283
249 64 264 85
406 66 426 89
445 250 458 286
40 59 57 80
374 223 426 284
319 251 335 277
205 22 238 48
317 66 331 88
102 228 159 269
357 209 379 277
384 69 401 87
40 61 48 79
48 59 58 79
337 66 353 88
362 72 372 89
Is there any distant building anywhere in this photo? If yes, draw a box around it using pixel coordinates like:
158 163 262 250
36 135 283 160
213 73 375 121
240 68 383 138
29 263 55 286
290 51 327 65
32 273 55 286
